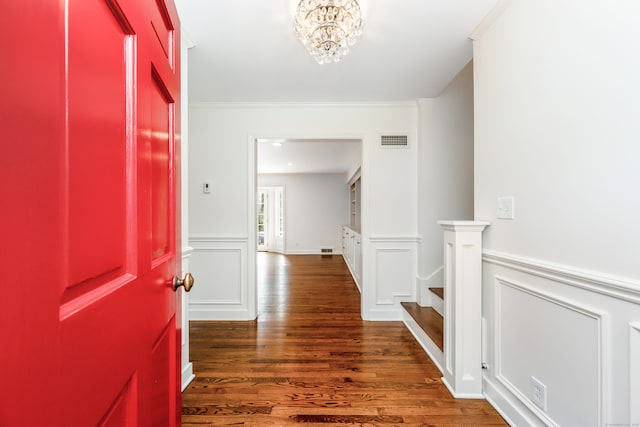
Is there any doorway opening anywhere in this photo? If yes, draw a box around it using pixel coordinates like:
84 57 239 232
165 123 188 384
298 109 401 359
257 186 285 253
250 136 363 319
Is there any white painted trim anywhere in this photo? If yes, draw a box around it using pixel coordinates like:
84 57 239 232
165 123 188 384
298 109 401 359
181 363 195 392
468 0 512 41
249 131 368 321
437 220 491 232
188 236 251 320
431 290 443 317
483 249 640 304
181 27 196 49
416 265 444 307
369 235 421 243
494 276 609 427
181 245 194 257
483 376 538 427
189 236 248 243
375 247 414 305
189 305 254 321
191 101 418 110
439 222 487 398
285 250 343 255
402 309 444 374
422 265 444 283
442 379 484 399
630 322 640 426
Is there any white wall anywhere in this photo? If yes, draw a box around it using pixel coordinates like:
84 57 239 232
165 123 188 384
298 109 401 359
188 103 418 320
258 173 349 254
416 61 475 305
474 1 640 425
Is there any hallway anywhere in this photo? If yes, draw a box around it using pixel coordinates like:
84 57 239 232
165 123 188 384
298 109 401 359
181 253 506 425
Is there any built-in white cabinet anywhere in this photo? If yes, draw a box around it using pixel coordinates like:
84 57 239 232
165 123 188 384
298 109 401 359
344 170 362 291
342 225 361 291
350 177 361 230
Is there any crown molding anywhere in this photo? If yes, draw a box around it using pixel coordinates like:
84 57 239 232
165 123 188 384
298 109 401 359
469 0 512 41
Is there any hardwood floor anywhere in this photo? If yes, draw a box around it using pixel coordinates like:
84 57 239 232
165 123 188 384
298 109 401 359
182 253 507 426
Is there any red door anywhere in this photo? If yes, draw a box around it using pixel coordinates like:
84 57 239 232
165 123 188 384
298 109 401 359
1 0 183 425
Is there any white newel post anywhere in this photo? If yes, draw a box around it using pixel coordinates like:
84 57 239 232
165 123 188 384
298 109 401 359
438 220 490 398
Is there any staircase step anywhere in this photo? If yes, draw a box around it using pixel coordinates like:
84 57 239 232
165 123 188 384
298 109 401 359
428 287 444 317
401 302 443 351
429 287 444 299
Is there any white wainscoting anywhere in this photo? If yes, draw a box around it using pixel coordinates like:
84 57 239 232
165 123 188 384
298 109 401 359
366 236 419 320
188 236 251 320
631 323 640 426
482 250 640 427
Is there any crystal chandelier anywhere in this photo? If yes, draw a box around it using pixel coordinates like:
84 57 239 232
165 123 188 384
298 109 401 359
294 0 363 64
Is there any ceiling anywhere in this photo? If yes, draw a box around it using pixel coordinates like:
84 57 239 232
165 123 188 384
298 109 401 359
174 0 498 103
257 138 361 175
174 0 497 173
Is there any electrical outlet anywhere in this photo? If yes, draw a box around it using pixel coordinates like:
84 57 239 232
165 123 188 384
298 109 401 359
531 376 547 411
497 196 515 219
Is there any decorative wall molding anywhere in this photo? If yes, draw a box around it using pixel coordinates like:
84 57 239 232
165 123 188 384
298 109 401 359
369 235 422 243
469 0 512 41
374 248 414 305
191 101 418 110
416 265 444 306
188 235 251 320
284 250 344 255
483 249 640 304
181 245 194 258
494 276 608 427
364 236 419 320
482 376 535 427
189 236 249 244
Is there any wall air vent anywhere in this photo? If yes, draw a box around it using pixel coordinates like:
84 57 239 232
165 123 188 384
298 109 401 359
380 135 408 148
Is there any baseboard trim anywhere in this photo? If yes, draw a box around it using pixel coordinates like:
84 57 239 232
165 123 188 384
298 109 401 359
483 375 539 427
442 378 484 399
189 307 255 321
181 362 195 392
285 250 343 255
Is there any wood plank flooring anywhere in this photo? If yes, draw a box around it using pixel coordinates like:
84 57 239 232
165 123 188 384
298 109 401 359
182 253 507 426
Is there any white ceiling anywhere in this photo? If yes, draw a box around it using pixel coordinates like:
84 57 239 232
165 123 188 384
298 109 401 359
174 0 498 103
257 138 361 175
174 0 497 173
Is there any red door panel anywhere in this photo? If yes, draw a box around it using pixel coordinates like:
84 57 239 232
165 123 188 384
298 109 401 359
1 0 182 424
65 0 130 303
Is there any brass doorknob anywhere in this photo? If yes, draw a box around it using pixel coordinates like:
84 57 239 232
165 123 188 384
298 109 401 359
174 272 194 292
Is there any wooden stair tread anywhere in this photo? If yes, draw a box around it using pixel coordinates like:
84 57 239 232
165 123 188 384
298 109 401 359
401 302 443 351
428 287 444 299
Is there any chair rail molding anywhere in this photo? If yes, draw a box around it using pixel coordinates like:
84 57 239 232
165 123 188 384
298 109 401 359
483 249 640 304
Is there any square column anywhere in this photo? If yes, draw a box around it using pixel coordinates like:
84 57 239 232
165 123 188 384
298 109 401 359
438 220 490 398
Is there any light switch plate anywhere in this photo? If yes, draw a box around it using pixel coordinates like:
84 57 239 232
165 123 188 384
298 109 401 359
497 196 515 219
